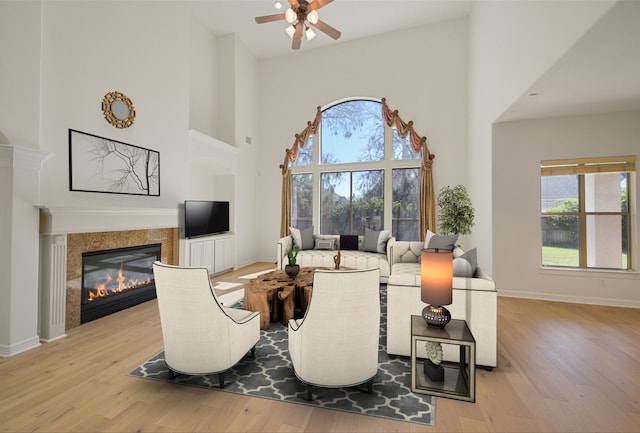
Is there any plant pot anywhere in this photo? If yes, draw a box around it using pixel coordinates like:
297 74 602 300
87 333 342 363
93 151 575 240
285 264 300 277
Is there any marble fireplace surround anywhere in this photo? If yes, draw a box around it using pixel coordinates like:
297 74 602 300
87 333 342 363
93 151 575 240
39 207 180 341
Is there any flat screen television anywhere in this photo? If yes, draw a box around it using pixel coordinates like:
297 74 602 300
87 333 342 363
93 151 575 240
184 200 230 238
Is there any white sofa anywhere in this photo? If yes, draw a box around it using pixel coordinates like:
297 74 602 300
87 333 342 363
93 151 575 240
386 241 497 369
277 234 394 283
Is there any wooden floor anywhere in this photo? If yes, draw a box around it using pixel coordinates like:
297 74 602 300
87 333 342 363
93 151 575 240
1 262 639 432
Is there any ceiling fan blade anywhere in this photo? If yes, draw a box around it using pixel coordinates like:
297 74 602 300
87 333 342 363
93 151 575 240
311 19 341 40
288 0 300 9
292 23 303 50
308 0 333 11
255 13 286 24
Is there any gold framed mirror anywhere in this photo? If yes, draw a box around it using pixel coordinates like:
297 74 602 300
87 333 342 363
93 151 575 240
102 91 135 128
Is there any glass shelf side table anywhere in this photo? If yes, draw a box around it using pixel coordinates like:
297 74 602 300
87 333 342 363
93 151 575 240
410 315 476 402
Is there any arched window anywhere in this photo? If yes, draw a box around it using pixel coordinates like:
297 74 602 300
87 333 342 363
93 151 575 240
289 98 422 241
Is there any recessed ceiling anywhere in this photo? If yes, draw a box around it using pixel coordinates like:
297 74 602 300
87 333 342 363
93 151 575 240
498 0 640 122
189 0 473 59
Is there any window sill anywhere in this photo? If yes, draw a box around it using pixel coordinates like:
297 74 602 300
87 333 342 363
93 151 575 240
539 266 639 279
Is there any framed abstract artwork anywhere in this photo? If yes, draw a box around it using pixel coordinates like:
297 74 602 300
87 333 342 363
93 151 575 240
69 129 160 196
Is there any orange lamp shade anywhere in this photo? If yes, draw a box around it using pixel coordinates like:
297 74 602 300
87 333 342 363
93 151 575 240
421 248 453 306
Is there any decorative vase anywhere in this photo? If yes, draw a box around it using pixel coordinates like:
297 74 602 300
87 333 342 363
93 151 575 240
285 264 300 277
333 250 341 270
423 359 445 382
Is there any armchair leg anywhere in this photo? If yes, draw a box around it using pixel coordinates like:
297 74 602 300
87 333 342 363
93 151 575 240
366 378 373 394
167 366 175 379
218 372 225 388
306 384 313 401
250 346 256 358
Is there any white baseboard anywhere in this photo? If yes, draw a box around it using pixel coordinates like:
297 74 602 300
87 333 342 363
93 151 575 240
498 290 640 309
40 333 67 343
0 336 41 357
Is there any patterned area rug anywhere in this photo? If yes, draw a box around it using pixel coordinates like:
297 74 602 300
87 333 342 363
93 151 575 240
127 285 434 426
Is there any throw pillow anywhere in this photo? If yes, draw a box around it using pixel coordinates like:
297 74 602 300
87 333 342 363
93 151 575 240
300 226 314 250
377 229 392 253
339 234 359 250
424 229 459 251
289 226 314 250
453 248 478 277
289 226 301 248
363 228 392 253
315 238 335 250
363 228 380 253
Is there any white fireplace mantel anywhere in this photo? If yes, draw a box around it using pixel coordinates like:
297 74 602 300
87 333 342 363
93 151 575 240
40 206 180 235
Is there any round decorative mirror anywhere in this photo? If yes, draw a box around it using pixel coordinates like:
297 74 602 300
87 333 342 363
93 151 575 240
102 91 135 128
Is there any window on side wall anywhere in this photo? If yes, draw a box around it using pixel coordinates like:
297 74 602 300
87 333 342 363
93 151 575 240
540 156 636 270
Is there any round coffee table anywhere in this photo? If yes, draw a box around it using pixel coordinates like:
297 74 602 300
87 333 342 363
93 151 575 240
243 267 316 330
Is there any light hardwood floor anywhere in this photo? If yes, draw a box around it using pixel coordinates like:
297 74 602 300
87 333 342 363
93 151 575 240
1 262 639 432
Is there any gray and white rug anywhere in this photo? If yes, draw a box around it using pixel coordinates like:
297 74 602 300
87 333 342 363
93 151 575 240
128 285 434 426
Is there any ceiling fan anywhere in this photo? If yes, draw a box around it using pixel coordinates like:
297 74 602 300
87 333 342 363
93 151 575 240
255 0 342 50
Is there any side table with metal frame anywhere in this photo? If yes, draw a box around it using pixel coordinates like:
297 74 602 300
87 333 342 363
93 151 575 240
410 315 476 402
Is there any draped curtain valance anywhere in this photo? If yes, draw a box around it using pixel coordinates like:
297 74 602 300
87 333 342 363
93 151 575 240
280 98 435 241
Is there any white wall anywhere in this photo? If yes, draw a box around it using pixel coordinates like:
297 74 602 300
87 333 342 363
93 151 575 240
189 15 218 137
493 111 640 307
255 18 469 259
467 0 615 274
186 30 260 268
0 1 41 147
38 1 191 209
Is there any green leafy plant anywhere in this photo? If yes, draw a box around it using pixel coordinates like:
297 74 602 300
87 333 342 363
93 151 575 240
436 185 475 235
287 245 300 266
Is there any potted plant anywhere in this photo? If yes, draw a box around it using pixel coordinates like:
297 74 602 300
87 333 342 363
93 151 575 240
436 185 475 235
285 245 300 277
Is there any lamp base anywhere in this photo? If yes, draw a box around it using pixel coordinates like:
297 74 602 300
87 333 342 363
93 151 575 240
422 304 451 328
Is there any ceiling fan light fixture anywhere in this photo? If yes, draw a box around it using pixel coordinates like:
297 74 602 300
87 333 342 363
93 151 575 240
285 8 297 23
284 24 296 39
307 10 319 25
305 26 316 41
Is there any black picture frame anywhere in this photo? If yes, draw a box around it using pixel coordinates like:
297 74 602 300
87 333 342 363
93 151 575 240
69 129 160 196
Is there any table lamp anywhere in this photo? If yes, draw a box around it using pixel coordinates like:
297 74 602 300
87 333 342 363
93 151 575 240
421 248 453 328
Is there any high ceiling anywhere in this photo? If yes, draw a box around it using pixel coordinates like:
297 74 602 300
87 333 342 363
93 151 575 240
189 0 473 59
190 0 640 122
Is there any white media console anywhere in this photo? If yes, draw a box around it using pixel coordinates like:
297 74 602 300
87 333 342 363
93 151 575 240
179 233 235 276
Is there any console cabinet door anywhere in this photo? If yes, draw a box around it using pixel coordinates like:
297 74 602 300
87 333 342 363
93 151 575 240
189 239 215 275
214 236 234 274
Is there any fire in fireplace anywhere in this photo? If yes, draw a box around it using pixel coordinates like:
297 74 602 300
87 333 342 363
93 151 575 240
81 243 161 323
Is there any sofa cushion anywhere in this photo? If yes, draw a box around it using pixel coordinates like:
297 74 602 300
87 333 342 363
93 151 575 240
389 262 495 292
340 234 359 250
296 249 390 280
424 230 458 251
453 248 477 277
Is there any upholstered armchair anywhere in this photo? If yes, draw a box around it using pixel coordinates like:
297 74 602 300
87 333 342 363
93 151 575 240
288 268 381 400
152 262 260 388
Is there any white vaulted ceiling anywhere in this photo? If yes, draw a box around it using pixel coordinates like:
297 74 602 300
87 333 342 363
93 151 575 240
190 0 640 122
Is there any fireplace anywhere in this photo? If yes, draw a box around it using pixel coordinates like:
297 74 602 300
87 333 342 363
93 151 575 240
81 243 161 323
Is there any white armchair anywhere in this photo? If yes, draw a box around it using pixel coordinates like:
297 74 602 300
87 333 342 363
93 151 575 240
288 268 381 400
152 262 260 388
